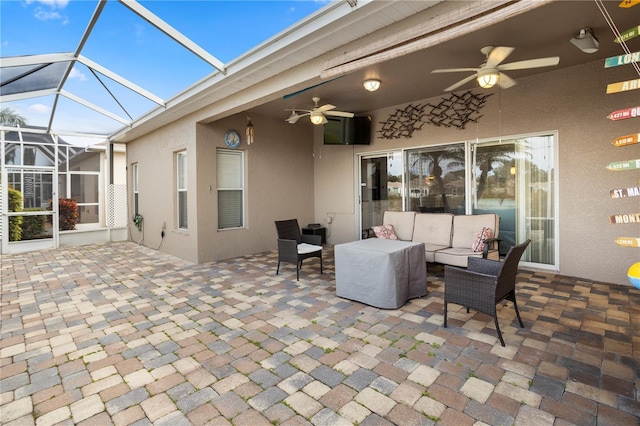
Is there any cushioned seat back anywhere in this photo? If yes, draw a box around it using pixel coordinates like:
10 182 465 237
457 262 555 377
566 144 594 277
412 213 453 246
383 211 416 241
451 214 499 249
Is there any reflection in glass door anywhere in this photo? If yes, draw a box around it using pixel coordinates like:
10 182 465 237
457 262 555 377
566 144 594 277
472 135 556 265
359 152 403 235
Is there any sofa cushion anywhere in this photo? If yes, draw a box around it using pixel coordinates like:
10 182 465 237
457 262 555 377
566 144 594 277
412 213 453 246
372 224 399 240
451 214 499 249
383 211 416 241
423 244 450 262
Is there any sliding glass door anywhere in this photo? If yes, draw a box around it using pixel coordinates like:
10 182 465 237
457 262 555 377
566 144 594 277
472 135 556 265
359 152 403 234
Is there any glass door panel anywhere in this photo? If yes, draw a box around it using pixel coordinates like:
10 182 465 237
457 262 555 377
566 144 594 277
360 151 403 235
472 135 556 265
406 144 466 214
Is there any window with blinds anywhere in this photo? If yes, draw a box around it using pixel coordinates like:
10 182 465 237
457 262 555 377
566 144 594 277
132 163 139 215
177 151 188 229
217 149 244 230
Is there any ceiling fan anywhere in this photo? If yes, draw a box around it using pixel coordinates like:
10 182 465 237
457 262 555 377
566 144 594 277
431 46 560 92
285 96 354 125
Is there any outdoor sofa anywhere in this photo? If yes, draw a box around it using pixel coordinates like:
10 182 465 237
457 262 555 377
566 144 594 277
371 211 501 267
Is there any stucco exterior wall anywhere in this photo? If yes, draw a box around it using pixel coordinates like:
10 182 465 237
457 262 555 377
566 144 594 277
126 116 198 262
314 60 639 286
194 113 316 263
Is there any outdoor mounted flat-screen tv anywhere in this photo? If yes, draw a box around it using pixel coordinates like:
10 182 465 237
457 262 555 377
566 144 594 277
323 116 371 145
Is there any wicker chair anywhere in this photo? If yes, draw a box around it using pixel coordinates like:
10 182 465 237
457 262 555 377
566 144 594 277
274 219 323 281
443 239 531 346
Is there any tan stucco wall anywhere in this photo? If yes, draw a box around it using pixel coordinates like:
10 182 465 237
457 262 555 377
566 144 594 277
127 116 198 262
194 114 316 263
313 60 640 286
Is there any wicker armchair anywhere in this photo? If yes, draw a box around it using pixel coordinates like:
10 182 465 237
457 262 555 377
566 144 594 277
274 219 323 281
443 239 531 346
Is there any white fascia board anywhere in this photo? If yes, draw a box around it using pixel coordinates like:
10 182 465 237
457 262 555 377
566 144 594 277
77 55 165 106
60 90 130 125
0 52 75 67
118 0 225 73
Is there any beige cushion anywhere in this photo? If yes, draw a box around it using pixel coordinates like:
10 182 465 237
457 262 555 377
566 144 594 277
412 213 453 246
450 214 499 249
383 211 416 241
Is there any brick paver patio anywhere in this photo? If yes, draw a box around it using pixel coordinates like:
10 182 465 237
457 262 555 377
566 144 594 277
1 241 639 425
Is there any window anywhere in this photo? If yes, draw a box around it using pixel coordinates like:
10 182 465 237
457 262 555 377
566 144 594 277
177 151 188 229
217 149 244 229
132 163 139 215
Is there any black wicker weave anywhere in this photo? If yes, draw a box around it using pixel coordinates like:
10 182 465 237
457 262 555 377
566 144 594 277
274 219 323 281
443 239 531 346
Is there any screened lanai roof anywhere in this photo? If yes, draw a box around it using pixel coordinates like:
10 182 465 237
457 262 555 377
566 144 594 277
0 0 327 146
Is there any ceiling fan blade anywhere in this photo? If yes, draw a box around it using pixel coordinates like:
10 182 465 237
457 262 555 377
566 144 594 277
498 56 560 71
318 104 336 112
286 112 311 123
444 73 478 91
286 114 300 124
498 72 517 89
284 108 312 113
431 67 479 74
486 46 514 67
325 111 354 118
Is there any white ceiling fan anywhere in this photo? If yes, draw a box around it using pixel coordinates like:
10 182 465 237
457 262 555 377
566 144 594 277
285 96 354 125
431 46 560 92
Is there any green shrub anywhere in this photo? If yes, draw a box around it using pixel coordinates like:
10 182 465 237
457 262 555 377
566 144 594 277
21 209 46 240
8 187 23 242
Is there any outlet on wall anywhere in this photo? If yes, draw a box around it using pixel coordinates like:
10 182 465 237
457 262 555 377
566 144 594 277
325 216 333 224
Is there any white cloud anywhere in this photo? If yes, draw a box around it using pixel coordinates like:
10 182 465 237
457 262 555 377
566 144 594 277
28 103 51 114
69 68 87 81
26 0 69 8
29 0 69 24
34 8 62 21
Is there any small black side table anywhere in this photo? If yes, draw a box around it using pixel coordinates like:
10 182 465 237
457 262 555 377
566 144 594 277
302 226 326 244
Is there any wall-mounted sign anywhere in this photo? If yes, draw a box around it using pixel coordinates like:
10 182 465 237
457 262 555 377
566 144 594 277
615 25 640 43
609 212 640 224
619 0 639 8
606 159 640 171
613 133 640 147
606 78 640 94
610 186 640 198
607 106 640 120
616 237 640 247
604 51 640 68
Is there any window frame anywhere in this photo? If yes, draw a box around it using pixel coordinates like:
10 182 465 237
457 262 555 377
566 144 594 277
176 151 188 230
216 148 245 231
132 163 139 215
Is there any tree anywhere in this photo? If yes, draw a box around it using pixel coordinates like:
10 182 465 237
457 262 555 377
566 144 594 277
0 107 26 127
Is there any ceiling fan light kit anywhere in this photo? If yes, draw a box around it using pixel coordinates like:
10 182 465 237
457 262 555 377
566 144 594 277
571 28 599 54
363 79 381 92
477 69 499 88
310 111 326 125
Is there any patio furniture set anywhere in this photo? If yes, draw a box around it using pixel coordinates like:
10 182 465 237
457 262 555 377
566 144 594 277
274 215 530 346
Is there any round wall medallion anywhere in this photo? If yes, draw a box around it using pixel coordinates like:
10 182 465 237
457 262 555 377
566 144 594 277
224 129 241 149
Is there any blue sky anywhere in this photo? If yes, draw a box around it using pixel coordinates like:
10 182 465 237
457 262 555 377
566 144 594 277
1 0 327 141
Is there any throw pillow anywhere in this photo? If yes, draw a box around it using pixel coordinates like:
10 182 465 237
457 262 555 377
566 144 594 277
372 224 399 240
472 227 493 252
